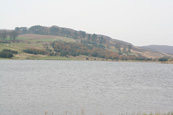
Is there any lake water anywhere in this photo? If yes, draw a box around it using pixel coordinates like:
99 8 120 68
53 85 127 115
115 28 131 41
0 60 173 115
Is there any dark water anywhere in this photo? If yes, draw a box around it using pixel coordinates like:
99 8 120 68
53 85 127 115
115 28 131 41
0 60 173 115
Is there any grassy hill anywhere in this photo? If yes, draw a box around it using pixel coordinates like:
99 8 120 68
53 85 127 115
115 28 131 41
0 25 172 60
0 34 74 60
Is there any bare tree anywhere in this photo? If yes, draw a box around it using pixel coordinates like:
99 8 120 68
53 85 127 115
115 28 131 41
11 30 19 41
2 30 8 40
0 31 2 40
9 31 13 40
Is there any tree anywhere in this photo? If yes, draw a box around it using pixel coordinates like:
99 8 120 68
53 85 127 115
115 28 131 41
79 31 86 38
87 34 91 41
0 31 2 39
11 30 19 41
50 26 59 35
99 36 104 44
115 43 121 53
9 31 13 40
123 47 127 52
15 27 28 34
2 30 8 40
128 45 132 52
73 32 78 39
29 25 48 35
92 33 97 42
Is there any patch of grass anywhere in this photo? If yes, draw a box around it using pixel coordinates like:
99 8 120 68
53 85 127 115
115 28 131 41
0 43 30 53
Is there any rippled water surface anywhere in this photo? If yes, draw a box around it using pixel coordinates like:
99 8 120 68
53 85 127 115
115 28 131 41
0 60 173 115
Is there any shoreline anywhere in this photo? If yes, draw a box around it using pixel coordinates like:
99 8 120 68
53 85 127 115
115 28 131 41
0 57 168 63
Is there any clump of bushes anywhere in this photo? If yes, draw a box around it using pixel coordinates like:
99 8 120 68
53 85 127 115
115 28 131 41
2 49 18 54
158 57 169 62
0 49 18 58
23 48 46 55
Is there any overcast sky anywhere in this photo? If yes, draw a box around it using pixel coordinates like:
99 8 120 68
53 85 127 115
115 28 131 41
1 0 173 46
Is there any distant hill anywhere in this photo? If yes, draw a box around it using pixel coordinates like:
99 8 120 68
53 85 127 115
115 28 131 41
141 45 173 55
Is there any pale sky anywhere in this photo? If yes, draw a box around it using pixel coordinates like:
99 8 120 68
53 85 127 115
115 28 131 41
0 0 173 46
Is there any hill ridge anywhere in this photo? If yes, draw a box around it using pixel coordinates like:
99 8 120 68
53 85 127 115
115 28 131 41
141 45 173 55
0 25 172 60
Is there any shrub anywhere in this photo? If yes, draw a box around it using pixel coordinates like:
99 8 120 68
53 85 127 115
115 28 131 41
158 57 169 62
0 49 18 58
23 48 46 55
0 52 13 58
2 49 18 54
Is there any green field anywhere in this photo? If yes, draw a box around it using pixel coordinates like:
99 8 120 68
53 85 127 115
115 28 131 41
0 34 76 60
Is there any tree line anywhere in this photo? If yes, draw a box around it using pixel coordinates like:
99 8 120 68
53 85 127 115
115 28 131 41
15 25 107 44
16 25 133 55
23 48 46 55
0 30 19 41
49 41 148 61
22 41 150 61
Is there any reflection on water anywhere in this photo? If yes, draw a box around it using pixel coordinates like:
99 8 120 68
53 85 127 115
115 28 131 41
0 60 173 115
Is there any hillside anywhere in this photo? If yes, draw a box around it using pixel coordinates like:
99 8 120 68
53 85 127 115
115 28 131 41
141 45 173 55
0 25 172 60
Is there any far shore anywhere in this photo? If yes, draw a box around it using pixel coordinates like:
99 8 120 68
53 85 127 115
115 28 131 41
0 56 173 64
